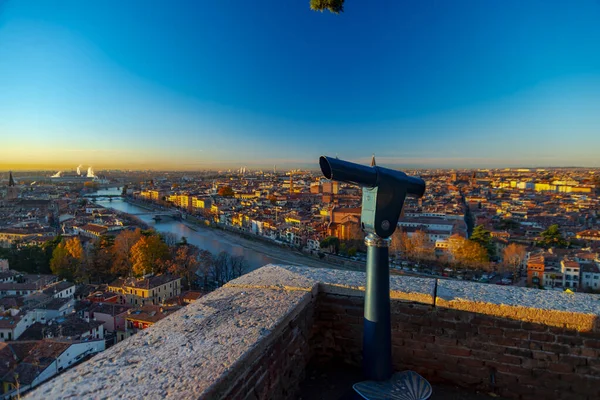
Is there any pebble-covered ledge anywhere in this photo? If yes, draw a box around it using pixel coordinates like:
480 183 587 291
27 265 600 399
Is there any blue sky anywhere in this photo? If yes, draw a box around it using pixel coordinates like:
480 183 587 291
1 0 599 170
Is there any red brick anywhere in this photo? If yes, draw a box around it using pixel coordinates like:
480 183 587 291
455 323 478 333
584 339 600 349
471 316 495 326
556 335 584 346
548 363 574 373
419 326 443 335
345 308 363 317
492 371 519 385
520 358 548 370
580 347 598 357
503 329 529 340
479 327 504 336
542 343 570 354
445 347 472 357
401 339 426 350
497 354 522 365
495 319 522 329
530 332 555 342
412 334 435 343
558 354 588 367
397 305 433 316
435 337 458 346
408 316 432 326
521 322 548 332
471 349 499 361
492 337 520 347
505 347 532 358
457 357 485 368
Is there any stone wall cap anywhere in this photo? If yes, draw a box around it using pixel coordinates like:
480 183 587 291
224 264 318 295
281 265 435 305
437 279 600 316
27 286 311 400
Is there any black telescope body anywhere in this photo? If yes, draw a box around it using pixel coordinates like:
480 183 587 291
318 155 426 383
319 156 425 238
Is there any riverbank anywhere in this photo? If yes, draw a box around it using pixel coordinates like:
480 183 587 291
185 218 365 271
116 196 364 271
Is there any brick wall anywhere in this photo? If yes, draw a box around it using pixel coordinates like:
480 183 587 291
209 298 315 400
312 292 600 400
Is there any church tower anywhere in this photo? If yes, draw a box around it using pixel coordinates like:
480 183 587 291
6 171 18 201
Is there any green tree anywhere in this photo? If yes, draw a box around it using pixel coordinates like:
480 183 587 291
470 225 495 258
320 236 340 254
310 0 345 14
537 224 568 248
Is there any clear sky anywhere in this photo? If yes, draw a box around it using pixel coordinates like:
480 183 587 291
1 0 600 171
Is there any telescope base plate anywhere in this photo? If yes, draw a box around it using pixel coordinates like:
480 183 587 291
353 371 432 400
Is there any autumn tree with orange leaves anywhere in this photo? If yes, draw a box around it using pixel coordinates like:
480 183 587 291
130 234 170 276
111 228 142 277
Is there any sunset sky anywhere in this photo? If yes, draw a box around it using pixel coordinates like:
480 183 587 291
1 0 600 171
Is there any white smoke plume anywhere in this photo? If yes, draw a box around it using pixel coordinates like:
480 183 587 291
86 167 95 178
76 164 83 175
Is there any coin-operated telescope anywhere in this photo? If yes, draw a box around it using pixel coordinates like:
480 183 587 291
319 156 426 382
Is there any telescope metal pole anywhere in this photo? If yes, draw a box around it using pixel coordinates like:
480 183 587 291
363 233 393 381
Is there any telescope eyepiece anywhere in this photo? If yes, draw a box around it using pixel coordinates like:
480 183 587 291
319 156 333 180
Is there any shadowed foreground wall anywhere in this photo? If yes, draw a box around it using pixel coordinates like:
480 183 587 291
27 265 600 400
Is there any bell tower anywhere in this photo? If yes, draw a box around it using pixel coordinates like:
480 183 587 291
7 171 18 201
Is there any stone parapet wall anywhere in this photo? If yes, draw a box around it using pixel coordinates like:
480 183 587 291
315 292 600 400
27 265 600 400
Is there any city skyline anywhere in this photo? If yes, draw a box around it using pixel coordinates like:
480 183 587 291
1 1 600 170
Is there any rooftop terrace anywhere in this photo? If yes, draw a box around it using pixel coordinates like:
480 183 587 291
28 265 600 399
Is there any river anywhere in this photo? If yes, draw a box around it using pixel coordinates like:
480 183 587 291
91 188 279 271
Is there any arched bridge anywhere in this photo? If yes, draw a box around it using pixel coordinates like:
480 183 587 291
130 210 182 220
83 194 124 199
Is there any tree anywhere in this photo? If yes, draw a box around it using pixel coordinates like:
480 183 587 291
410 230 435 262
129 235 170 276
320 236 340 254
218 186 235 197
230 255 248 279
168 244 200 289
503 243 527 274
50 243 71 279
111 229 142 277
50 237 84 281
389 228 405 259
449 236 489 270
310 0 344 14
537 224 568 248
470 225 495 258
160 232 179 247
209 251 248 289
196 250 214 290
